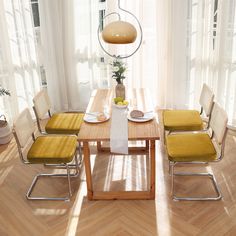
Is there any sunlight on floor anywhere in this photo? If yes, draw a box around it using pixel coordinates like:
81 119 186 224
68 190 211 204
34 208 67 216
65 171 87 236
103 154 148 191
90 154 97 171
104 154 113 191
0 142 17 163
135 155 147 191
224 207 231 217
233 136 236 143
206 165 213 173
0 166 13 185
155 142 171 236
111 155 126 181
221 172 235 202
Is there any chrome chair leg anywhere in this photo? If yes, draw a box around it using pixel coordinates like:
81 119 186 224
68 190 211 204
66 164 72 197
170 162 175 195
77 141 83 165
168 161 172 175
27 169 71 201
27 155 80 201
170 162 222 201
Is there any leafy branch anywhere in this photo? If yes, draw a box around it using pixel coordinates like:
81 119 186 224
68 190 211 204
111 57 127 84
0 87 10 96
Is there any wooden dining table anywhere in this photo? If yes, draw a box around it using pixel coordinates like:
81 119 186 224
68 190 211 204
77 88 160 200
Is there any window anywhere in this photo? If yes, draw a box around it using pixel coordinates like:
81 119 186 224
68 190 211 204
99 0 106 75
99 9 105 31
98 0 106 31
213 0 218 49
31 0 40 27
30 0 47 86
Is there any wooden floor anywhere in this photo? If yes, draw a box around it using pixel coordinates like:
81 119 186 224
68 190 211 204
1 122 236 235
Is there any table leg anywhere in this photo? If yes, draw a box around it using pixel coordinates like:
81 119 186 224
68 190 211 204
97 141 102 152
83 141 93 200
145 140 149 151
150 140 156 199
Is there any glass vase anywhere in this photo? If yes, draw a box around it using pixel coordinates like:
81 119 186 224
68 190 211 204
115 83 125 100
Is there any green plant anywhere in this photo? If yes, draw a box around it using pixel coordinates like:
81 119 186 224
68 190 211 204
0 87 10 96
111 57 127 84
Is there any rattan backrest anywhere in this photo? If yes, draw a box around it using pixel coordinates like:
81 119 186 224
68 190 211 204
13 108 35 148
199 84 214 116
33 90 51 119
210 103 228 144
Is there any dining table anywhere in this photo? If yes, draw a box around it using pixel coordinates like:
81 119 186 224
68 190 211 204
77 88 160 200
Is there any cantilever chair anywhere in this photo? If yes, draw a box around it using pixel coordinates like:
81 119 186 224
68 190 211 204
13 108 79 201
163 84 214 137
33 90 84 135
166 102 228 201
33 90 84 162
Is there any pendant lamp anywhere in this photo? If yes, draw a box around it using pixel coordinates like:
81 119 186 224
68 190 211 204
98 0 143 59
102 21 137 44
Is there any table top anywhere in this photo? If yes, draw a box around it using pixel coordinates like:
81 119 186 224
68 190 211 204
77 88 160 141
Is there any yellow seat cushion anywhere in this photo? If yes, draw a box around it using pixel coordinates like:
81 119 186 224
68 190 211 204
163 110 203 131
27 136 77 164
166 133 217 162
45 113 84 134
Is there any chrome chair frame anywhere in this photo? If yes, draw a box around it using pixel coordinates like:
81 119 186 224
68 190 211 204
33 105 51 135
26 154 79 201
32 101 83 167
162 84 214 144
169 161 222 201
13 123 79 201
167 103 228 201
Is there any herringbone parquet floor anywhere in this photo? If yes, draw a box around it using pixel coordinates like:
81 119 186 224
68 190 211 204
0 122 236 235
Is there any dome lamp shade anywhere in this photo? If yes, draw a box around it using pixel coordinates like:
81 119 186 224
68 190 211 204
102 21 137 44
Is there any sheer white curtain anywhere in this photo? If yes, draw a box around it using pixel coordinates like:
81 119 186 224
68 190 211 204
39 0 164 111
120 0 236 128
123 0 159 103
38 0 69 112
0 0 41 123
157 0 190 109
189 0 236 127
38 0 189 111
140 0 236 127
39 0 109 112
118 0 190 110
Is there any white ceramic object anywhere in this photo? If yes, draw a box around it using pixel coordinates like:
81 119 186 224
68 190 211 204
83 112 110 123
0 117 12 144
113 103 128 109
127 112 154 123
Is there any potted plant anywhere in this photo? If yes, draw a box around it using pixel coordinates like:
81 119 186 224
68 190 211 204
111 57 127 99
0 86 11 145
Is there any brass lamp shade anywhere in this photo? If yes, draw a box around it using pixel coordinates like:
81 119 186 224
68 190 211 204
102 21 137 44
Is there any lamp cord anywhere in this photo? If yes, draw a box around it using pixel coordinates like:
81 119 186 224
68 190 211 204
97 0 143 59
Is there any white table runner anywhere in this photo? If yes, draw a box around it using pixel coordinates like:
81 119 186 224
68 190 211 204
110 106 128 154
